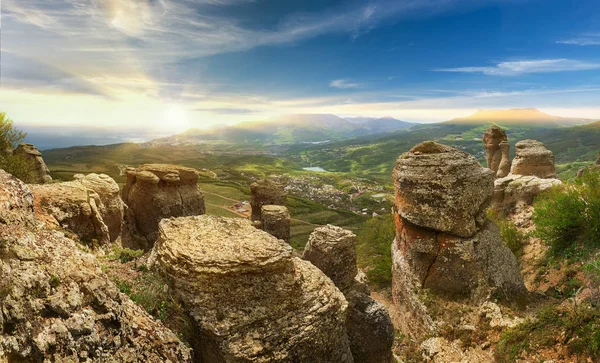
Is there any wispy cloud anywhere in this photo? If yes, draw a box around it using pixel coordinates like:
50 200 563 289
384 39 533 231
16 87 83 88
434 59 600 76
329 79 362 89
557 33 600 46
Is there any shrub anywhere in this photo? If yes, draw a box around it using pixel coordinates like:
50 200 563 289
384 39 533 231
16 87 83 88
488 210 526 257
108 247 144 263
532 169 600 258
356 214 395 288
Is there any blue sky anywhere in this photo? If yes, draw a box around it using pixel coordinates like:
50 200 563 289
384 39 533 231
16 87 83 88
1 0 600 134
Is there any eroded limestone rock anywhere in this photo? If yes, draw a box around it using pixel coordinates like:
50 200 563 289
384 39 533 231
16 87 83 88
30 173 125 246
260 205 291 243
151 216 353 363
483 126 511 178
250 179 286 222
0 169 192 362
122 164 205 248
493 174 562 213
510 139 556 178
12 143 52 184
303 225 395 363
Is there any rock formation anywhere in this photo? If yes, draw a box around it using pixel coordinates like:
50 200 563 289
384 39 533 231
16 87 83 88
12 143 52 184
250 179 286 222
510 139 556 178
0 169 192 362
150 216 353 363
303 225 395 363
122 164 205 248
576 152 600 178
483 126 511 178
30 173 125 246
260 205 291 243
391 142 526 330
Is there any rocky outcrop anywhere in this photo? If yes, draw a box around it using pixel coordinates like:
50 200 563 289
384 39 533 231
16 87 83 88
0 169 192 362
30 173 125 246
483 126 511 178
493 174 562 213
122 164 205 248
510 139 556 178
12 143 52 184
260 205 291 243
250 179 286 222
303 225 395 363
151 216 353 363
576 152 600 178
391 142 526 325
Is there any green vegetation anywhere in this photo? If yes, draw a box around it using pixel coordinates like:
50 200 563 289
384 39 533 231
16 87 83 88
0 112 36 181
0 112 26 152
488 210 526 257
532 169 600 258
49 274 61 288
495 304 600 362
356 214 395 288
108 247 145 263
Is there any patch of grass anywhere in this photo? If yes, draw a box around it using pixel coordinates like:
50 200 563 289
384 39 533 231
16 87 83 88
108 247 144 263
495 304 600 362
488 210 526 257
49 274 61 288
356 214 395 288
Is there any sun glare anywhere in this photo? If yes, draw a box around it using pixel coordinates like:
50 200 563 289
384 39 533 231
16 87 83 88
164 106 190 133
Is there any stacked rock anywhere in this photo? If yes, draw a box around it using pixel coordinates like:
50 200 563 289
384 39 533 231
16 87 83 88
250 179 286 222
483 126 511 178
151 216 353 363
122 164 205 248
260 205 291 243
391 142 526 307
12 143 52 184
303 225 395 363
510 139 556 178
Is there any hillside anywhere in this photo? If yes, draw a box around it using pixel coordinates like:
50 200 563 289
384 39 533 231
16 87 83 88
446 108 594 127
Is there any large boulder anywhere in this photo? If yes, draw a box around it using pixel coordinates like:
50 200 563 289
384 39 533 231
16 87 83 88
303 225 395 363
493 174 562 213
393 141 494 238
510 139 556 178
30 173 125 246
150 216 353 363
12 143 52 184
483 126 511 178
0 169 192 362
392 142 526 306
250 179 286 222
260 205 291 243
122 164 205 248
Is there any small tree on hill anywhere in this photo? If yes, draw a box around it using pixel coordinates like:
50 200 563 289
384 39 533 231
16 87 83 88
0 112 34 180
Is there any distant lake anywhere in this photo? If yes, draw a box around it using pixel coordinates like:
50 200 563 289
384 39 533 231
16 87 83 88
303 167 328 172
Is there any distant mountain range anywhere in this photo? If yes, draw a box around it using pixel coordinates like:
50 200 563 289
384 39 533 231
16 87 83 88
146 114 414 146
445 108 593 127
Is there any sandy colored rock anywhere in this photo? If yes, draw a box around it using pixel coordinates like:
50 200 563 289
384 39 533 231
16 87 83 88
12 143 52 184
393 141 494 238
30 173 125 246
250 179 286 222
0 169 192 362
151 215 353 363
510 139 556 178
260 205 291 242
483 126 511 178
493 174 562 213
122 164 205 248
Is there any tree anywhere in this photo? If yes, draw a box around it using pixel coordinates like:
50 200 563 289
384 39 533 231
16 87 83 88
0 112 27 153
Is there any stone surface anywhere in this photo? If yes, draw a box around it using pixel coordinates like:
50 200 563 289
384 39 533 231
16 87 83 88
303 225 394 363
393 141 494 238
30 173 125 246
250 179 286 222
260 205 291 243
483 126 511 178
0 169 192 362
122 164 205 248
151 216 353 363
510 139 556 178
12 143 52 184
493 174 562 213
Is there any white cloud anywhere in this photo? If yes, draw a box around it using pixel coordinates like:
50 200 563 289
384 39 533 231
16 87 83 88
329 79 362 89
557 35 600 46
434 59 600 76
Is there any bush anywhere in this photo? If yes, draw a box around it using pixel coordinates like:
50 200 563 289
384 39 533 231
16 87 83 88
532 169 600 258
356 214 395 288
0 112 35 181
108 247 144 263
488 210 526 257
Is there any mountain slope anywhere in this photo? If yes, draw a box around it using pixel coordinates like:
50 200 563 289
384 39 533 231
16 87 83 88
446 108 594 127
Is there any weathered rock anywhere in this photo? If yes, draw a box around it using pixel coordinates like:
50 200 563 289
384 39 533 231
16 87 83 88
12 143 52 184
260 205 291 243
510 139 556 178
483 126 511 178
303 225 395 363
0 169 192 362
250 179 286 222
30 173 125 246
393 141 494 238
493 174 562 213
122 164 205 248
151 216 353 363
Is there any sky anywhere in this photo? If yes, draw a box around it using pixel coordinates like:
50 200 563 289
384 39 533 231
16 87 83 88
1 0 600 138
